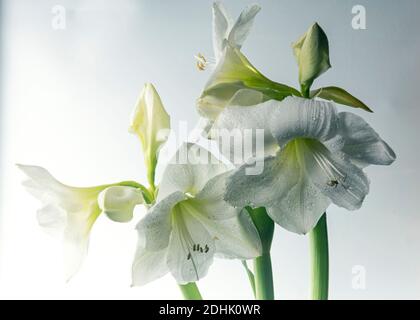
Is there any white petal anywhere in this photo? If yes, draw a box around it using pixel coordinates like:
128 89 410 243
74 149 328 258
269 97 338 147
212 97 279 164
227 4 261 50
225 153 293 209
17 164 98 212
326 112 396 167
136 191 186 251
191 171 239 220
63 229 89 281
36 204 67 236
226 88 266 106
225 147 330 234
265 177 330 235
197 82 247 120
98 186 143 223
212 2 232 60
62 198 100 281
302 140 370 211
157 143 227 200
190 117 214 141
17 164 73 202
132 246 168 286
167 209 215 284
195 209 262 259
17 164 108 279
22 179 50 200
17 164 63 188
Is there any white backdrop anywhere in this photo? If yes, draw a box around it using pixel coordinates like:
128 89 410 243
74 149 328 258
0 0 419 299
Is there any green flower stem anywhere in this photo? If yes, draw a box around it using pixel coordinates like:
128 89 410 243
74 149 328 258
146 158 157 194
302 80 329 300
301 83 311 98
247 207 275 300
253 252 274 300
309 213 329 300
178 282 203 300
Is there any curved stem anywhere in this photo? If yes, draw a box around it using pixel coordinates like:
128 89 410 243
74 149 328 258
309 213 329 300
178 282 203 300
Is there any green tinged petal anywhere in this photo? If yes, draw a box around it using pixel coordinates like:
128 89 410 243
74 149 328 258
292 23 331 89
198 45 300 120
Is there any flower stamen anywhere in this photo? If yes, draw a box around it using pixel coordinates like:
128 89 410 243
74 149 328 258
194 53 215 71
311 149 346 187
195 53 207 71
173 205 210 281
310 147 362 201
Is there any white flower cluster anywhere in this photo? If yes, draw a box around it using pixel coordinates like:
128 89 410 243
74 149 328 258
18 2 395 295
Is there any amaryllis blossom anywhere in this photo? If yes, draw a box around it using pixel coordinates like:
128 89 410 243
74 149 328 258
196 2 298 124
196 2 276 133
18 165 144 280
223 96 396 234
132 143 262 285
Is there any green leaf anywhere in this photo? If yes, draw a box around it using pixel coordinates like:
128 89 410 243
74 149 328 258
241 260 256 298
310 86 373 112
292 23 331 88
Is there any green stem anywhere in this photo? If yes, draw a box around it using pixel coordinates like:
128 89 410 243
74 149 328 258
253 252 274 300
309 213 329 300
146 158 157 195
301 83 311 98
178 282 203 300
247 207 275 300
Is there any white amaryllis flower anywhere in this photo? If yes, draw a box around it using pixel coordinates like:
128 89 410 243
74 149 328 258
18 165 144 280
194 2 266 135
223 96 396 234
132 143 262 286
196 2 299 123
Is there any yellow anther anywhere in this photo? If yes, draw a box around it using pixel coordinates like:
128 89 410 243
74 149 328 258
194 53 208 71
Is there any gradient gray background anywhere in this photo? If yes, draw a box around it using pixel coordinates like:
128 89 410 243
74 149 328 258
0 0 418 299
